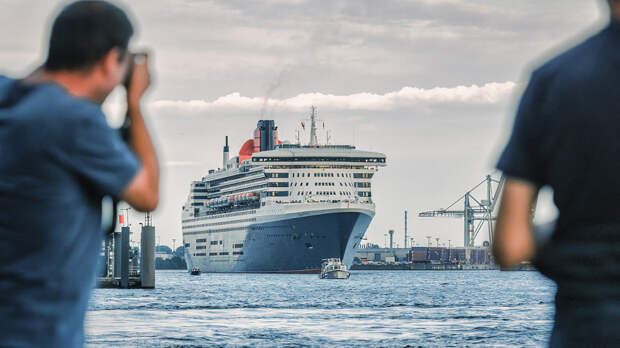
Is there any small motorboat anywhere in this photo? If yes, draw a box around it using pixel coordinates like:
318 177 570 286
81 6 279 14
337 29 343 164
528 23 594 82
319 258 350 279
190 266 201 275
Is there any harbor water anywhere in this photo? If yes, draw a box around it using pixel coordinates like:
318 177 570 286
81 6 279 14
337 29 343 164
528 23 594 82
86 270 555 347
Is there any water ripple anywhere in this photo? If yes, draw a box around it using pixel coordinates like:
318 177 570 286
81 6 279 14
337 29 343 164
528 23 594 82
86 270 556 347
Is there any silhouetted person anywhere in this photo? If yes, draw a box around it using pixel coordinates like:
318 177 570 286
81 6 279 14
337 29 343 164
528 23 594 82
494 1 620 346
0 1 159 347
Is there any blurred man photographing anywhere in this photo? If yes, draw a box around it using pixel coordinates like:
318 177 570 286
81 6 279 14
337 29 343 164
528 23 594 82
0 1 158 347
495 0 620 346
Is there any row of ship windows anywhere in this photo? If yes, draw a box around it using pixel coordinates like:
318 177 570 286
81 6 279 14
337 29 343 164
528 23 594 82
264 165 371 170
192 172 373 194
267 172 373 179
215 184 267 197
194 242 244 248
291 172 371 178
265 182 369 188
197 173 370 199
185 242 244 248
268 182 288 187
182 210 257 223
207 172 260 186
265 173 288 178
184 226 250 236
183 217 257 230
267 191 289 197
188 233 329 246
289 182 368 188
193 190 369 204
295 191 354 196
253 157 385 163
193 252 244 256
266 191 371 197
195 244 244 250
210 176 265 191
290 191 370 197
199 180 258 194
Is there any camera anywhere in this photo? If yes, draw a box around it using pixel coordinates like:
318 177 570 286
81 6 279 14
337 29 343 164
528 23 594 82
123 52 147 89
119 52 148 141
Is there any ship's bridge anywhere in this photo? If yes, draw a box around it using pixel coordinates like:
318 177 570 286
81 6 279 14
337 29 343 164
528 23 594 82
251 145 386 166
251 145 386 204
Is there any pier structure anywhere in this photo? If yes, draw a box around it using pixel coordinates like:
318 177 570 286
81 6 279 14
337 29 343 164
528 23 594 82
99 210 156 289
140 212 155 288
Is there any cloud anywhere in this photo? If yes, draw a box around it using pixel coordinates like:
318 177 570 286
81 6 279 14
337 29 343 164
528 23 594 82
165 161 202 167
151 81 519 113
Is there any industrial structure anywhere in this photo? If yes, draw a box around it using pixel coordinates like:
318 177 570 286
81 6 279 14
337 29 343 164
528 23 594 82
354 245 491 269
353 175 505 269
404 210 408 248
419 175 504 248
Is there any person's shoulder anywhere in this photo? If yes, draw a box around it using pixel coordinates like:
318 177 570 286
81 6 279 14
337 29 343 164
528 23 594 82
49 86 103 118
533 28 609 82
0 75 13 87
35 84 106 124
0 75 14 105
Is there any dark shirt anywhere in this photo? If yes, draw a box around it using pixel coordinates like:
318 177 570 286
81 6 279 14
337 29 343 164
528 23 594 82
497 21 620 347
0 76 139 347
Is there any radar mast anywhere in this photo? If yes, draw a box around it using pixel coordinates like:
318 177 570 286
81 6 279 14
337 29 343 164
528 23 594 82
309 106 318 146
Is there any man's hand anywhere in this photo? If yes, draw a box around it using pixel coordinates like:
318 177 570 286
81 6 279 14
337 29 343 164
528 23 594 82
126 53 151 110
120 52 159 212
493 177 538 268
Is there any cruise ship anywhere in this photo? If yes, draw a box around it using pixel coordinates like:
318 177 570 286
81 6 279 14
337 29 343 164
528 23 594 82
182 109 386 273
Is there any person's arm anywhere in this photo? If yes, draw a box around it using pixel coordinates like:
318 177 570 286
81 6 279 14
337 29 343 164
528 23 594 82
120 54 159 212
493 177 538 268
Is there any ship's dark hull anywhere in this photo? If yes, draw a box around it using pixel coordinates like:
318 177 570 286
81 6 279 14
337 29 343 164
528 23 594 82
186 211 373 273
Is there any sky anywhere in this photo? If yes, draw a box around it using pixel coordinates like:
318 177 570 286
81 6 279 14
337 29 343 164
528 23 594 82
0 0 610 249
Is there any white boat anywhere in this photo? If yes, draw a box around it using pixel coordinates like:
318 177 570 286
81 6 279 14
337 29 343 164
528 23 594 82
319 258 350 279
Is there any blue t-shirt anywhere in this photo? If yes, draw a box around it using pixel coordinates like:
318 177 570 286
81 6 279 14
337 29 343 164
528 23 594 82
0 76 140 347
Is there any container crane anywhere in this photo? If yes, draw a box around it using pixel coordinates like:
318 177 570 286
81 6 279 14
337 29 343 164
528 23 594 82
419 175 505 248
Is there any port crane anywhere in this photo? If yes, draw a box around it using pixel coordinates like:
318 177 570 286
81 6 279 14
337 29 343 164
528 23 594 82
419 175 505 248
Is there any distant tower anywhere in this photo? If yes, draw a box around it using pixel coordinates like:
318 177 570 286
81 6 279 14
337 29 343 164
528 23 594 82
222 136 229 169
309 106 318 146
404 210 408 248
435 238 440 247
389 229 394 249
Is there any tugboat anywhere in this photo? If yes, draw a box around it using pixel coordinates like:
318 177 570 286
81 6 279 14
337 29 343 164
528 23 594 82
319 258 350 279
190 266 201 275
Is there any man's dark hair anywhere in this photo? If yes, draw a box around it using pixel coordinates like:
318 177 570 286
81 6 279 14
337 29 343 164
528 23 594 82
45 1 133 71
